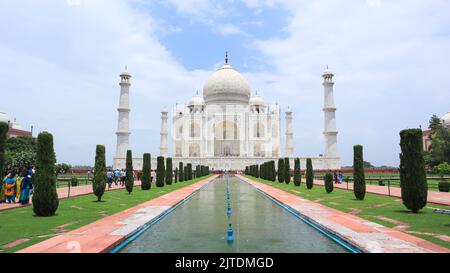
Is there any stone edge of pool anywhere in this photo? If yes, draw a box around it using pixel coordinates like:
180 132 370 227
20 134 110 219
237 175 450 253
16 175 219 253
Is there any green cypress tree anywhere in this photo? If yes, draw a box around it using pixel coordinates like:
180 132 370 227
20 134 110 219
174 167 178 183
294 158 301 186
278 158 284 183
324 172 334 193
179 162 184 182
187 163 193 180
0 122 8 179
184 166 188 181
156 156 165 187
141 153 151 190
353 145 366 200
32 132 59 217
125 150 134 194
306 158 314 189
270 161 276 181
400 129 428 213
284 157 291 184
93 145 107 201
165 157 173 185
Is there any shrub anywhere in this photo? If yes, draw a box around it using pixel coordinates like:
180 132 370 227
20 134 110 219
156 156 165 187
306 158 313 189
92 145 106 201
32 132 59 217
184 166 188 181
71 177 79 187
179 162 184 182
353 145 366 200
294 158 301 186
187 163 193 180
277 158 284 183
125 150 134 194
324 172 334 193
174 167 178 183
141 153 151 190
165 157 173 185
284 157 291 184
399 129 428 213
270 161 276 181
0 122 8 177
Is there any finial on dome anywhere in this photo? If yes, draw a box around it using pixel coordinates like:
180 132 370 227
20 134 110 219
225 51 229 64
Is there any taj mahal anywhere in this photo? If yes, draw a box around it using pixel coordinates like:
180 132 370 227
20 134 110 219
113 54 340 171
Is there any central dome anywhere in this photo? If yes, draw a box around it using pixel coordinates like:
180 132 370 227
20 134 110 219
203 62 250 105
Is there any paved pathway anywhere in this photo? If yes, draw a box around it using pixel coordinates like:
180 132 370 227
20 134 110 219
17 175 218 253
0 181 142 212
312 179 450 206
238 175 449 253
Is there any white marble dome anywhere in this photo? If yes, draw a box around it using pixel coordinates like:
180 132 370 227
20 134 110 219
0 112 10 125
203 63 251 105
442 111 450 128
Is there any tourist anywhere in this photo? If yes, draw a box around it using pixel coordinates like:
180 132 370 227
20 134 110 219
15 172 24 200
338 171 343 184
120 169 126 186
114 169 120 185
19 171 32 205
4 172 17 204
333 171 338 184
107 169 113 189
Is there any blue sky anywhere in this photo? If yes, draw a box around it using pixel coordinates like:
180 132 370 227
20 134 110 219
0 0 449 167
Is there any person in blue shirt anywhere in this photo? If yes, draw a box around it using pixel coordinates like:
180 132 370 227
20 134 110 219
114 169 120 185
19 171 32 205
106 169 113 189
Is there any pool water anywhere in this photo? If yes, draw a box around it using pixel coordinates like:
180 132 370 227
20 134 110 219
119 176 348 253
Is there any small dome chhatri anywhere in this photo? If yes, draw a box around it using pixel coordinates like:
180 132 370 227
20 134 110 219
188 91 205 106
249 91 265 106
0 112 10 124
203 53 251 105
442 111 450 128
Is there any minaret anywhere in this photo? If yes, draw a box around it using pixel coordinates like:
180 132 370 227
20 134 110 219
160 107 168 157
285 107 294 157
115 67 131 162
322 67 339 157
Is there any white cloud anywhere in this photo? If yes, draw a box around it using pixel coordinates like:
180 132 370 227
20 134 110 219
215 23 246 36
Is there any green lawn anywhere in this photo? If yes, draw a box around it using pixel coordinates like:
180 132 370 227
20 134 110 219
0 177 209 253
246 176 450 250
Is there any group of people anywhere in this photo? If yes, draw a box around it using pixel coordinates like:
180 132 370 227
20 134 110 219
106 169 128 189
1 167 34 205
332 170 344 184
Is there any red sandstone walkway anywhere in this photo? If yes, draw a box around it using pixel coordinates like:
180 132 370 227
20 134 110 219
238 175 449 253
312 179 450 206
17 175 218 253
0 181 142 212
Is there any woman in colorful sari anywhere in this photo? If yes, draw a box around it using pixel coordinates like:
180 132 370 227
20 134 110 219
15 172 24 200
19 171 32 205
4 172 17 204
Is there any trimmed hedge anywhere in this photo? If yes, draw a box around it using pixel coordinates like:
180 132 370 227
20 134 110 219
324 172 334 193
399 129 428 213
32 132 59 217
0 122 8 177
179 162 184 182
306 158 313 189
353 145 366 200
93 145 107 201
125 150 134 194
294 158 301 186
141 153 151 190
284 157 291 184
165 157 173 185
156 156 165 187
277 158 284 183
